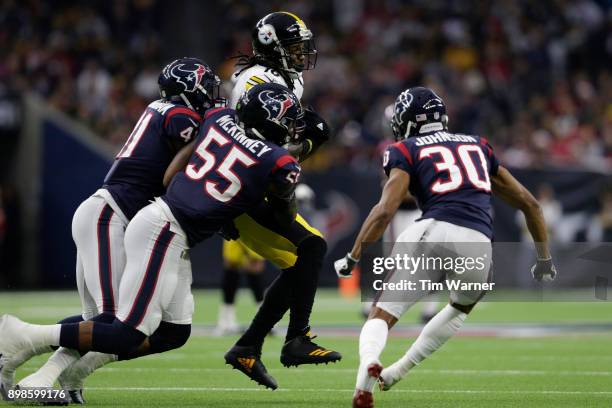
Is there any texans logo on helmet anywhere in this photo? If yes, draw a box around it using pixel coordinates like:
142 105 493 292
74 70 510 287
258 90 295 121
394 90 414 126
170 64 208 92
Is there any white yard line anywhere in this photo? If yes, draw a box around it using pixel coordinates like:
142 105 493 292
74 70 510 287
34 367 610 377
84 386 612 396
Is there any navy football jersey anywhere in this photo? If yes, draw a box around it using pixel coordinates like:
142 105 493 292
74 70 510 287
383 131 499 238
163 108 301 246
103 100 201 219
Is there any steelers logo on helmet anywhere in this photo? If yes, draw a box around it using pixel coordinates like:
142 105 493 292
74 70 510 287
257 23 276 45
250 12 317 72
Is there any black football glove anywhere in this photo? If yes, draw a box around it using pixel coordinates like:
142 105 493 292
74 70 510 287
218 221 240 241
303 108 330 144
284 108 330 161
531 258 557 282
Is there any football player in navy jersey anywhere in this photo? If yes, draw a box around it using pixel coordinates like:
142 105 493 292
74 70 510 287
0 57 221 402
334 87 557 408
0 83 304 394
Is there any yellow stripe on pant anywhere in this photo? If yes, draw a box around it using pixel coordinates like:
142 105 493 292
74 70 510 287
222 239 264 269
233 213 323 269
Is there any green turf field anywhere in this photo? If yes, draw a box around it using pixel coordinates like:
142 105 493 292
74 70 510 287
1 289 612 407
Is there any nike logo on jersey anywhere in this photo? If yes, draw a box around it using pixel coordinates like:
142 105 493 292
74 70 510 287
216 114 273 157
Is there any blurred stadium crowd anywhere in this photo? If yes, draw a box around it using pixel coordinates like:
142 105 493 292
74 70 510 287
2 0 611 171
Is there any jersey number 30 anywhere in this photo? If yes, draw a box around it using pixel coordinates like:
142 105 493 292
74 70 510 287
419 145 491 193
186 127 256 202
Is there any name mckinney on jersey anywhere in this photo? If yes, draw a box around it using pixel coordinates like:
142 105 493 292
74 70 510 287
414 131 478 146
216 114 272 157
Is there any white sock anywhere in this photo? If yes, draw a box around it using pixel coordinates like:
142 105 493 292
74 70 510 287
355 318 389 391
394 304 466 378
19 347 80 387
25 323 62 348
60 352 118 390
218 304 237 326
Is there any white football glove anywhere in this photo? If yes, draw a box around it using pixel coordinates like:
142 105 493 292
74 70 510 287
531 258 557 282
334 253 359 279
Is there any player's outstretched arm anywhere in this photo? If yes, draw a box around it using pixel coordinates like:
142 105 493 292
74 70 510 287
335 168 410 277
491 166 556 281
163 141 195 187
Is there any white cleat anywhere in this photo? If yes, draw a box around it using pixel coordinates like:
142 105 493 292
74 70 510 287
0 354 14 401
378 365 403 391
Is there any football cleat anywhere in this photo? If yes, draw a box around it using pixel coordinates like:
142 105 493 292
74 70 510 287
0 354 13 401
352 389 374 408
280 334 342 367
224 345 278 390
58 369 86 405
66 389 85 405
353 362 383 408
378 363 403 391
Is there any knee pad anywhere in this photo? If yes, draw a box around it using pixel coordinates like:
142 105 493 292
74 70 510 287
149 322 191 352
92 319 147 355
297 236 327 259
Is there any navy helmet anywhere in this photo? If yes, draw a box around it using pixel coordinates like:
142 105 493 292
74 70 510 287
252 12 317 72
236 83 304 146
158 57 221 114
391 87 448 140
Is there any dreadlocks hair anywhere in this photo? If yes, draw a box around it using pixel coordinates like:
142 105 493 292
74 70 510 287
230 53 296 91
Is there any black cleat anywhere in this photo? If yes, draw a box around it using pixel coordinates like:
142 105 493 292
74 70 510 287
280 334 342 367
224 345 278 390
0 382 10 402
66 389 85 405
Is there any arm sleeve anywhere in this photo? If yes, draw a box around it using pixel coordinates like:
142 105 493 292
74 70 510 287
269 155 301 201
266 154 301 227
480 137 499 176
164 107 202 146
383 143 414 177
